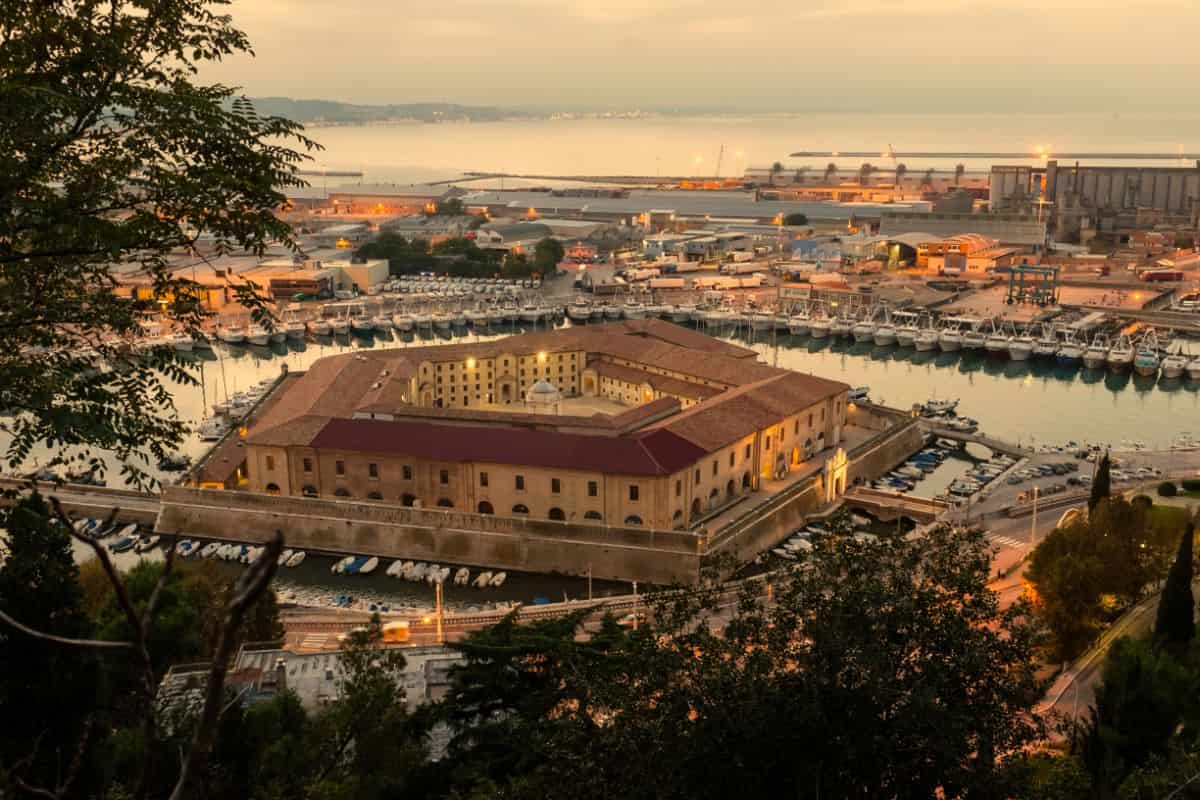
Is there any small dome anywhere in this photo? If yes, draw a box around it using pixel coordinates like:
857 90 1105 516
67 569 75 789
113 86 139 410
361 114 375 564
530 380 557 394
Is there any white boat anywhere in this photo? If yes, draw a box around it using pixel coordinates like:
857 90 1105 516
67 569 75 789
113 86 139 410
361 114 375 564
1187 357 1200 381
490 571 507 587
1161 351 1188 380
286 550 305 567
1082 335 1109 370
284 320 306 339
851 319 876 343
749 312 774 332
520 305 542 323
984 328 1010 356
668 305 691 324
772 547 798 560
366 315 387 332
589 306 604 321
386 559 403 577
1033 327 1059 359
432 312 453 330
351 315 374 333
392 312 414 331
787 315 810 336
454 567 471 585
217 326 245 344
331 555 353 575
961 329 987 351
170 333 194 352
1009 334 1034 361
1107 335 1135 371
848 386 870 402
873 321 897 346
278 548 294 566
464 308 485 326
623 302 646 320
567 300 592 322
830 317 853 338
473 571 494 588
409 563 428 581
246 325 270 346
938 328 962 352
358 556 380 575
398 561 415 579
809 317 833 339
452 310 467 327
134 535 159 553
1056 333 1084 364
308 319 332 336
197 417 228 441
199 542 220 558
923 398 959 415
329 316 350 334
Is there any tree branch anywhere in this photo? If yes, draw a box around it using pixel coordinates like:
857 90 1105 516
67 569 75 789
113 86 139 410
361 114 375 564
0 608 132 650
169 530 284 800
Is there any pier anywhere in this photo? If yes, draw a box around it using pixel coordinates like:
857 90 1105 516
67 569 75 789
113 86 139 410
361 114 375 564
918 423 1031 459
788 150 1200 161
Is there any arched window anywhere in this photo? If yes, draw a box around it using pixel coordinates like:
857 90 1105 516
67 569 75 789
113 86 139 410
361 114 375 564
436 498 453 508
742 471 752 489
401 493 416 507
301 485 317 497
709 487 719 498
367 491 383 500
478 500 494 515
726 479 736 498
672 509 683 521
334 487 351 498
584 510 603 521
691 497 702 516
265 482 281 494
624 515 643 527
548 507 565 521
512 503 529 515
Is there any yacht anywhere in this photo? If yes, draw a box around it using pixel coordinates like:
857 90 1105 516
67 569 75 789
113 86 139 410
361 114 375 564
391 312 414 332
170 332 194 352
1008 332 1035 361
895 320 919 348
414 312 433 331
268 325 287 343
246 325 270 346
216 326 245 344
1032 326 1059 359
961 327 987 351
1056 332 1084 364
285 319 306 339
331 315 351 335
463 307 484 326
623 301 646 320
371 314 392 332
1161 349 1189 380
589 305 604 322
1106 336 1134 371
914 326 940 352
787 314 810 336
350 312 374 333
831 316 854 338
603 303 623 320
1134 335 1161 377
809 316 833 339
1186 356 1200 381
433 312 453 330
851 314 877 343
749 311 774 332
984 325 1010 357
567 299 592 322
938 326 962 352
307 318 332 336
679 304 698 322
873 317 897 346
1082 335 1109 370
520 304 542 324
452 310 468 327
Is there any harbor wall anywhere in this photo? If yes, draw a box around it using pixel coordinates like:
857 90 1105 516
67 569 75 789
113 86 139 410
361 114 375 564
156 487 701 585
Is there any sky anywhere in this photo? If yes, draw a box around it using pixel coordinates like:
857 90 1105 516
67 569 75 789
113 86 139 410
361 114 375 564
206 0 1200 112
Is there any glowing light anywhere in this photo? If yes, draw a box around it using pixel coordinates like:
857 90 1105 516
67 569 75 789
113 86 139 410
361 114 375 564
466 357 476 369
537 351 547 363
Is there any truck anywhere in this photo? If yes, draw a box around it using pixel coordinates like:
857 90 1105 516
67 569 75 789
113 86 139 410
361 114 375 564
1140 268 1183 282
720 261 766 275
735 274 766 288
649 277 687 290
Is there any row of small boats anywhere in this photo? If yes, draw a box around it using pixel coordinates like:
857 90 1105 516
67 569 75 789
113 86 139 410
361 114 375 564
770 518 879 561
381 559 507 588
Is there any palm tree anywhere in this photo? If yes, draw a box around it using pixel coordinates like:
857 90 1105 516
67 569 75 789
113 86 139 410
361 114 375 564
893 163 907 201
858 162 874 187
769 161 784 187
954 163 966 187
824 162 838 184
793 167 808 185
921 168 935 193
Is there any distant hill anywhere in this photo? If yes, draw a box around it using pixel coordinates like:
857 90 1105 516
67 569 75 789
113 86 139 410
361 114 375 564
244 97 531 124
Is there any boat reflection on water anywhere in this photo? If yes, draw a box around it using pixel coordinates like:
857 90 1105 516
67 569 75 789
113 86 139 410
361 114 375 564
1079 366 1105 385
1104 370 1132 393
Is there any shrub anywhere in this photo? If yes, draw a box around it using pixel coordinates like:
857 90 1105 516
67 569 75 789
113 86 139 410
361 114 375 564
1181 479 1200 492
1132 495 1154 511
1158 481 1179 498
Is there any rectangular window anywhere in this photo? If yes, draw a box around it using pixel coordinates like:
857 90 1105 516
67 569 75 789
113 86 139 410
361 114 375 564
368 463 378 479
794 420 799 435
629 484 639 502
712 460 718 476
302 458 313 473
439 469 449 485
765 436 771 449
335 460 345 477
551 478 561 494
403 465 412 481
675 479 681 497
588 480 598 497
745 444 751 459
265 455 275 471
694 468 701 483
821 408 825 422
808 413 813 427
729 452 735 467
516 475 525 491
480 471 488 487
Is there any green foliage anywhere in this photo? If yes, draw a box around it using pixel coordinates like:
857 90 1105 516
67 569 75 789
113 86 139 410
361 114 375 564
431 197 465 216
502 251 534 277
532 237 564 272
432 525 1041 799
1028 497 1174 659
1091 452 1112 511
0 0 318 487
1155 525 1195 648
1182 478 1200 492
355 233 436 276
1174 234 1195 250
1158 481 1179 497
783 212 809 225
0 494 97 791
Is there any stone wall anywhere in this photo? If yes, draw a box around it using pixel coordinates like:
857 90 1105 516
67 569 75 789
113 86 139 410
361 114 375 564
157 487 700 585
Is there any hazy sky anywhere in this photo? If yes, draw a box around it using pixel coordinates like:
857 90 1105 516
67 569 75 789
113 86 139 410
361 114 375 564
207 0 1199 111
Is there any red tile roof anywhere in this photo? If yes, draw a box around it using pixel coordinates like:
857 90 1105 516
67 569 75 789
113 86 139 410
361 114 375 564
309 418 706 476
